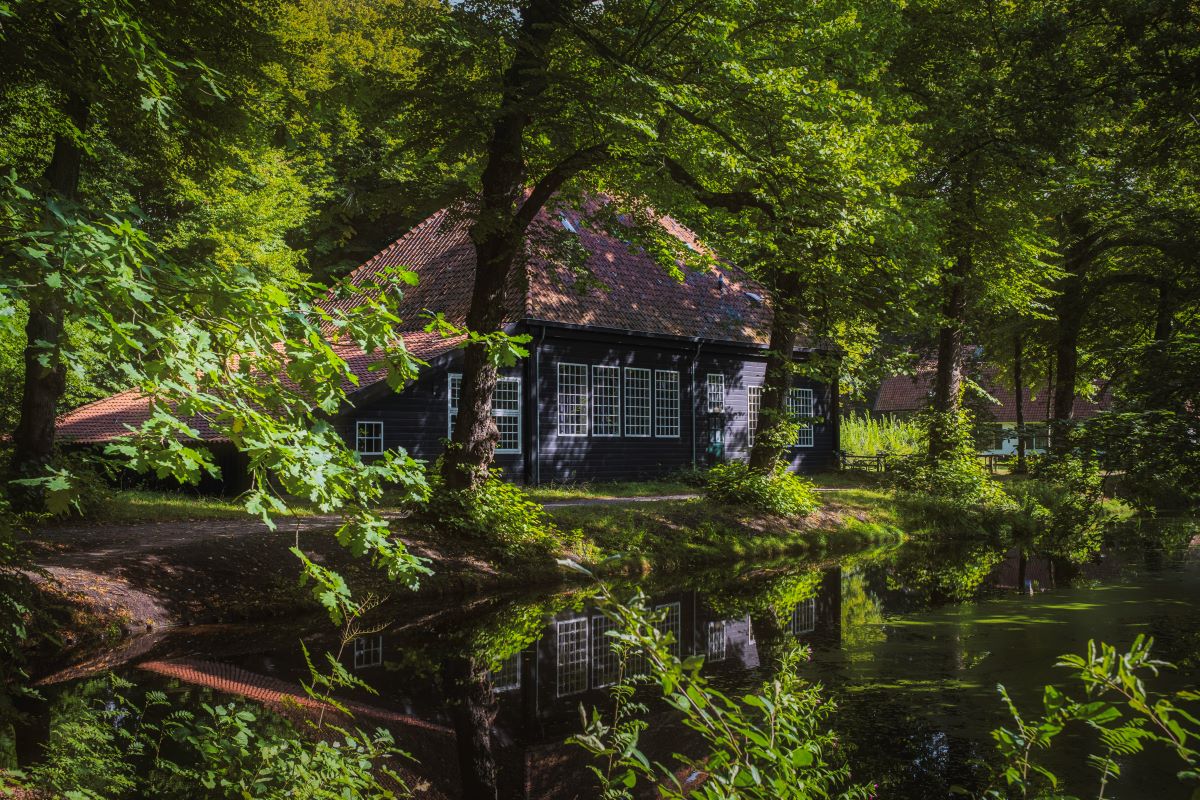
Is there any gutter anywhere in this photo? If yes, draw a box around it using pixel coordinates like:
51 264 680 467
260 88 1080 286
690 340 702 468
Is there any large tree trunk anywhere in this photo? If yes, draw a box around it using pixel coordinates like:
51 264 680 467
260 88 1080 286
8 89 88 503
1013 333 1026 474
442 655 500 799
928 167 975 460
1050 272 1086 453
749 276 805 472
439 1 558 492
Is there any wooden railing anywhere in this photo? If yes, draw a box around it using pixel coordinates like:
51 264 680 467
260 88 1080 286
838 451 1005 473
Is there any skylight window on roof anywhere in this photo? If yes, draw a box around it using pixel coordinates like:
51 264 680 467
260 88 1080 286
559 214 577 233
745 291 763 304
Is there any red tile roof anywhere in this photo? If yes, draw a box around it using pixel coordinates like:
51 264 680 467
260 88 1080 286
56 333 461 444
873 365 1113 422
324 202 775 346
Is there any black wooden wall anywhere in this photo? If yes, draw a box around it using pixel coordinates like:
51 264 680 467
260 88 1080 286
342 324 838 485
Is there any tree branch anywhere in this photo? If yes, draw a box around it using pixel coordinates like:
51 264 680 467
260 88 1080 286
659 155 776 219
514 143 610 233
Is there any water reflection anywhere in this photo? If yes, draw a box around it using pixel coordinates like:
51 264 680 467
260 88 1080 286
34 527 1200 799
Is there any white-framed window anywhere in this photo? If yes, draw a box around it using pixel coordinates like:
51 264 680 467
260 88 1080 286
656 601 682 657
787 387 815 448
558 363 589 436
706 373 725 414
353 635 383 670
556 618 589 696
747 386 762 446
624 367 652 437
489 651 521 693
449 374 522 453
355 420 384 455
654 370 680 438
789 598 817 636
493 377 522 453
592 366 621 437
591 614 620 688
706 621 727 662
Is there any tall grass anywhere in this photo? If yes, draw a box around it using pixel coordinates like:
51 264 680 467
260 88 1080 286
840 412 926 455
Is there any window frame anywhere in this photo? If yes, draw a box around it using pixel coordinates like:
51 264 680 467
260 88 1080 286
747 386 762 447
706 373 726 414
623 367 652 438
591 365 621 437
557 362 589 437
787 387 815 448
353 635 384 670
654 369 681 438
448 373 522 453
355 420 385 456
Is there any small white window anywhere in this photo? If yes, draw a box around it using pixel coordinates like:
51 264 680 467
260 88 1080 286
706 621 727 662
591 614 620 688
449 373 521 453
656 601 682 657
787 387 815 448
489 652 521 692
624 367 652 437
790 598 816 636
747 386 762 446
558 363 589 436
353 635 383 669
592 366 621 437
654 370 680 438
355 420 384 455
706 373 725 414
556 618 589 696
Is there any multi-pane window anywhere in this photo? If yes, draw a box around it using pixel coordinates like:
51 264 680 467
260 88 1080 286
489 651 521 692
353 635 383 670
787 387 815 447
789 598 817 636
747 386 762 446
448 374 521 453
355 421 384 455
706 621 727 662
624 367 652 437
493 377 521 453
654 370 680 438
592 366 621 437
706 373 725 413
656 601 682 657
558 363 589 436
591 614 620 688
556 618 589 696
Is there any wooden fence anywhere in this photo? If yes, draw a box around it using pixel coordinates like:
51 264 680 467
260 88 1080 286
837 451 1004 474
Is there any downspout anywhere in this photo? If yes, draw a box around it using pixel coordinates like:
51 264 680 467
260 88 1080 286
691 340 702 469
534 324 547 485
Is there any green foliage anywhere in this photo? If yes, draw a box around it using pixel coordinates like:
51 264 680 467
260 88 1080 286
891 411 1016 529
1004 454 1118 563
567 576 871 800
23 675 411 800
840 412 926 456
980 635 1199 799
425 466 561 558
704 462 821 519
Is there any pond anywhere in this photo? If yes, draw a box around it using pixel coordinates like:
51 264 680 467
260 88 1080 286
30 517 1200 798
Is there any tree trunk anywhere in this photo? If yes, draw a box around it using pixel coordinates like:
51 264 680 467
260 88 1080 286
929 167 975 460
439 1 558 492
8 89 88 502
749 277 804 472
442 655 500 799
1013 333 1026 474
1050 273 1085 453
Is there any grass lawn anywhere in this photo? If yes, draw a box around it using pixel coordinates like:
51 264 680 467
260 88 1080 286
524 478 700 503
82 489 315 524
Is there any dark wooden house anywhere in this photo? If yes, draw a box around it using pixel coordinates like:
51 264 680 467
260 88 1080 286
56 203 839 484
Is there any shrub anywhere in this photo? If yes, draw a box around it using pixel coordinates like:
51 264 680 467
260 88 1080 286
703 461 820 518
425 467 560 558
1004 453 1123 562
889 410 1016 530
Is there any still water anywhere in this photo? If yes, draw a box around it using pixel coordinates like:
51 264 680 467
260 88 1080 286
47 520 1200 798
